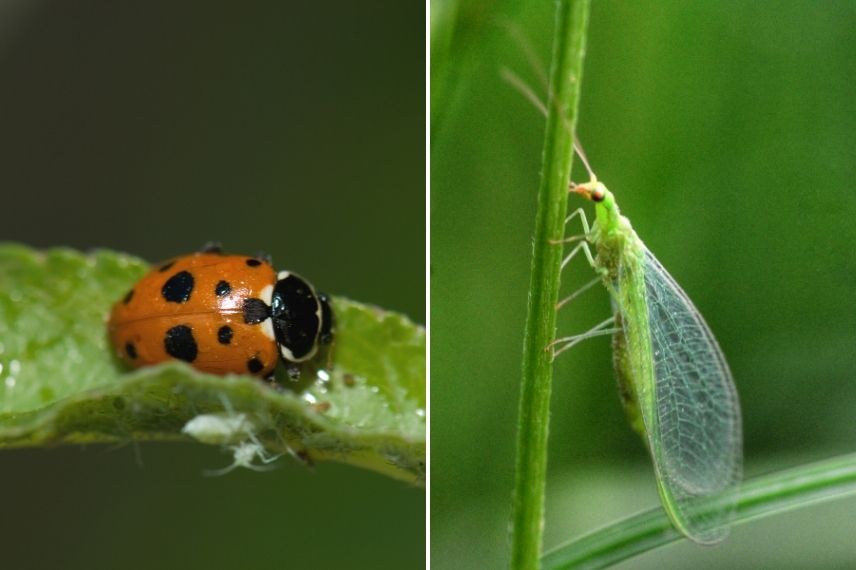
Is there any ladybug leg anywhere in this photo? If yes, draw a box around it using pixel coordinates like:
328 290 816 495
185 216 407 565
318 292 334 345
294 448 315 469
200 241 223 254
286 363 301 381
254 250 273 265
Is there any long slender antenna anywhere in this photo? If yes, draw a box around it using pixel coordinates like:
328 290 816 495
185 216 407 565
499 24 597 182
573 138 596 181
500 67 547 117
498 19 548 90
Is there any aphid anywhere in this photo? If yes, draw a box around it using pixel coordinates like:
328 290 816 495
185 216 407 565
181 396 287 475
203 438 283 477
554 159 743 545
181 412 256 445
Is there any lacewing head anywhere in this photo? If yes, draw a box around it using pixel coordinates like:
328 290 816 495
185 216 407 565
571 179 606 202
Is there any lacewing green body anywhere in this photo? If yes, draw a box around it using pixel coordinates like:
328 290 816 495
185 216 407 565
574 180 743 545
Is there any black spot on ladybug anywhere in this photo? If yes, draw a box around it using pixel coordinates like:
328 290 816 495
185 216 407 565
162 271 194 303
243 298 270 324
215 280 231 297
164 325 198 362
247 357 264 374
218 325 233 345
246 258 262 267
158 260 175 272
123 289 134 305
125 342 137 359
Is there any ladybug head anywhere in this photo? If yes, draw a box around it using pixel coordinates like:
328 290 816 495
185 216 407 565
270 272 326 363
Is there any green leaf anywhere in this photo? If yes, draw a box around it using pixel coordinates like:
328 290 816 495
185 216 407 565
0 243 425 483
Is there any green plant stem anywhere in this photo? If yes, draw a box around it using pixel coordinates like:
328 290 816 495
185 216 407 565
429 0 459 145
510 1 591 569
541 452 856 569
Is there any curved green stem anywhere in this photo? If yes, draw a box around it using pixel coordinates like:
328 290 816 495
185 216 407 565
542 452 856 569
510 1 591 569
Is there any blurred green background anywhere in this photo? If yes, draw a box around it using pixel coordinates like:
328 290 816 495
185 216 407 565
432 1 855 568
0 2 424 569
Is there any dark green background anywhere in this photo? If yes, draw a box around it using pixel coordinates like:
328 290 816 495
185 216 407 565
0 2 424 569
432 1 856 568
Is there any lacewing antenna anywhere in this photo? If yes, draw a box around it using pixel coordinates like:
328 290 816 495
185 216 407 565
498 19 549 89
501 65 597 183
499 66 547 117
573 139 595 181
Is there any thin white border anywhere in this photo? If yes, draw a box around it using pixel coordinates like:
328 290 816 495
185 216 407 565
424 0 431 566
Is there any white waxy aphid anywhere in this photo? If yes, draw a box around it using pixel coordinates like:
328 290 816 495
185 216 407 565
202 436 283 477
181 413 255 445
182 410 282 475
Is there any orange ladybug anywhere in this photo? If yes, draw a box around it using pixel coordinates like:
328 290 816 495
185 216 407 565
108 244 333 378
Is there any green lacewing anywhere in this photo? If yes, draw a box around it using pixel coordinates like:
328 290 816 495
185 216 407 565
561 177 743 545
498 52 742 543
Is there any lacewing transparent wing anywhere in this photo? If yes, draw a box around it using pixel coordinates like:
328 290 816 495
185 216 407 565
617 246 742 544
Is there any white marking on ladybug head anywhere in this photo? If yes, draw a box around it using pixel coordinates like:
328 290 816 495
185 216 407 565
259 284 273 305
260 317 275 341
280 342 318 363
279 343 296 361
